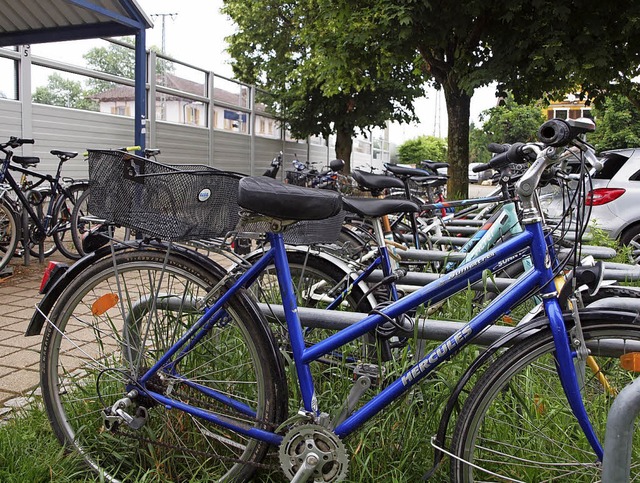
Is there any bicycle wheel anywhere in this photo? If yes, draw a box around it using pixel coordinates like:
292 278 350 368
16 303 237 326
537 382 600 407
40 248 285 482
247 249 383 358
69 187 95 256
26 189 58 258
52 182 87 260
450 320 640 481
0 198 18 272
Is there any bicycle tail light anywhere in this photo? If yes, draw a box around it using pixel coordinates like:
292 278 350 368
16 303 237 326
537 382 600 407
585 188 626 206
39 261 68 294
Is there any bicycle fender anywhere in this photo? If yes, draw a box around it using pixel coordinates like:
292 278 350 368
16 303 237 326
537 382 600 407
426 309 640 478
53 181 89 214
25 242 229 336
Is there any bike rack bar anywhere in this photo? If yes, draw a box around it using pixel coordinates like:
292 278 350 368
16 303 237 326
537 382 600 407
443 219 485 227
258 303 528 345
602 376 640 482
258 304 640 355
367 269 514 292
398 249 465 262
442 226 481 236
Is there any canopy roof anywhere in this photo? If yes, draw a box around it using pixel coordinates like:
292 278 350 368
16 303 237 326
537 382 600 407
0 0 152 46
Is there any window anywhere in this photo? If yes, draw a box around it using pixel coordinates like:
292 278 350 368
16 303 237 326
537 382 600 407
222 109 248 133
554 109 568 119
185 105 201 125
581 108 593 119
595 153 629 180
111 105 130 116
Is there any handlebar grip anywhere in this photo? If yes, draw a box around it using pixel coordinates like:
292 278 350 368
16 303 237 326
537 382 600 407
473 142 529 173
472 162 493 173
537 119 572 147
487 142 509 154
17 138 35 145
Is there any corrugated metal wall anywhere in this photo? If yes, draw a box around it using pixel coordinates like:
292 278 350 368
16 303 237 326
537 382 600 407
0 43 390 180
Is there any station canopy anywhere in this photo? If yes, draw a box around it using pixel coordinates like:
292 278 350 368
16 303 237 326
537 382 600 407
0 0 152 46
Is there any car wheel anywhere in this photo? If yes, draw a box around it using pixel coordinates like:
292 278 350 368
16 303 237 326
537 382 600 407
620 223 640 264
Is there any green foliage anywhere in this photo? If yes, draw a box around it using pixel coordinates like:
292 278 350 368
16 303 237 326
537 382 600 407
222 0 424 169
397 135 447 165
33 73 97 111
480 97 547 144
469 123 491 164
83 41 174 93
589 94 640 151
222 0 640 197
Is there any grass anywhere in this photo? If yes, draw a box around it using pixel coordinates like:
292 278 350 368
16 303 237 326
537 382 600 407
0 228 636 482
0 403 90 482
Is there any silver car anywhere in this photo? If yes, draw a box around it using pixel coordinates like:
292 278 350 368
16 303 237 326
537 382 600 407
585 148 640 261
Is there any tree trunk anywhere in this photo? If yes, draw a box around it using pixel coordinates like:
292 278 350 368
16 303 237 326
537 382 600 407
334 127 354 173
443 88 471 200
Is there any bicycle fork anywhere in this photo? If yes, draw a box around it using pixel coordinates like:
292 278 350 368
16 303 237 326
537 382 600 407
543 289 604 460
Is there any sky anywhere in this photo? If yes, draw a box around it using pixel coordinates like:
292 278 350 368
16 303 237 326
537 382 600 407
3 0 499 143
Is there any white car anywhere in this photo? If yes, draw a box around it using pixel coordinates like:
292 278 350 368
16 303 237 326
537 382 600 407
584 148 640 259
468 163 493 183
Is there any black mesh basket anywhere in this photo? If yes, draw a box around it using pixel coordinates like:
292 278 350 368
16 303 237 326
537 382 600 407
237 210 346 245
87 150 241 241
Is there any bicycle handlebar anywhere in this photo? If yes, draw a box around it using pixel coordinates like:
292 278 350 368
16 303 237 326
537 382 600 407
1 136 35 150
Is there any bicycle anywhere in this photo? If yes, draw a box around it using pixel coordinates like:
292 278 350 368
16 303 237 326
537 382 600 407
0 137 87 270
35 119 640 481
69 147 160 257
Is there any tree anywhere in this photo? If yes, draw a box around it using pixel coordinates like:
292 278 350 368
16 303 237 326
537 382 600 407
243 0 640 198
469 124 491 165
84 41 174 93
222 0 424 172
589 94 640 151
397 135 447 165
33 73 97 111
480 98 546 145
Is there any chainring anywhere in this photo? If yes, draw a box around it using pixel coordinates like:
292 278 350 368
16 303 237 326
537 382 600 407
279 423 348 482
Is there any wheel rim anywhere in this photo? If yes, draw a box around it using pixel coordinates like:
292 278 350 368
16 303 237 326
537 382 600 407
455 325 640 482
42 257 270 482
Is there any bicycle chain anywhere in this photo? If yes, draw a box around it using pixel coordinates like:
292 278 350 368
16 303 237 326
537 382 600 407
107 379 281 471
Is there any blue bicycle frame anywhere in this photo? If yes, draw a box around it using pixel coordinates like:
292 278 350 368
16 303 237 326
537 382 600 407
136 214 604 459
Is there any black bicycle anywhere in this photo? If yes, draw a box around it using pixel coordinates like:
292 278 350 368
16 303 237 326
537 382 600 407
0 136 87 271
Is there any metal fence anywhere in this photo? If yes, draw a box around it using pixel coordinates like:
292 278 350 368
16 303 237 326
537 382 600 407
0 40 392 179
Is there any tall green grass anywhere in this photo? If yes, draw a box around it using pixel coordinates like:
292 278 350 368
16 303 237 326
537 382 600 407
1 228 635 482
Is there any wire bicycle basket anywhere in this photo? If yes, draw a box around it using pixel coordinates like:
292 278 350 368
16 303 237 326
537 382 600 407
87 150 242 241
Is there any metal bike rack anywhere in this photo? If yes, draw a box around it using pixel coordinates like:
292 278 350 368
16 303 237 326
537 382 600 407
602 376 640 482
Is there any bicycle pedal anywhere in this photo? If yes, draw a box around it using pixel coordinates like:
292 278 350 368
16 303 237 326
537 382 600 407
353 363 385 387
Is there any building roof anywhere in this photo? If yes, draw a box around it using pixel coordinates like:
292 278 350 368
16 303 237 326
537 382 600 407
91 73 254 108
0 0 152 46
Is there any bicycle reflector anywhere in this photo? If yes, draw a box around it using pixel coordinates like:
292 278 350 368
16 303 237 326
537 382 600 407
585 188 626 206
39 261 68 294
91 293 119 316
620 352 640 372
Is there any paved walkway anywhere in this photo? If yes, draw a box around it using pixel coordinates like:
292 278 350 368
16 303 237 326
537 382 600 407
0 255 64 407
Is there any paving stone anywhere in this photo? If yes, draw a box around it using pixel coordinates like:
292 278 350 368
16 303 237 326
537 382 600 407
0 255 69 404
0 348 40 369
0 369 40 396
0 333 40 349
4 395 34 408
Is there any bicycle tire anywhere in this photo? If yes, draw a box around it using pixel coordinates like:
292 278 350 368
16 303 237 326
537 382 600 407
0 199 18 273
245 249 393 365
40 249 284 482
450 320 640 481
52 182 87 260
25 188 58 258
69 187 94 256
